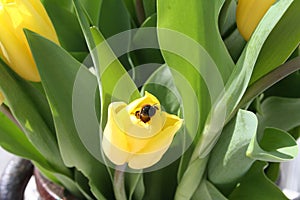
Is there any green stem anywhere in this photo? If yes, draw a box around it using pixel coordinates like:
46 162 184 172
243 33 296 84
114 165 127 200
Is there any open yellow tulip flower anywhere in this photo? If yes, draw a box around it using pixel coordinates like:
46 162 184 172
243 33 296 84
236 0 276 41
102 92 183 169
0 0 59 82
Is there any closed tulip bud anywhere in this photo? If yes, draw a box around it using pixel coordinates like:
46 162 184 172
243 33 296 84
236 0 276 41
0 0 59 82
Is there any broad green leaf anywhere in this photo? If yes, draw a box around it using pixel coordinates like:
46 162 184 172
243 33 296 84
208 110 257 195
123 0 139 26
43 1 87 53
192 180 227 200
0 111 50 169
90 27 140 127
72 66 102 160
228 161 288 200
74 170 96 200
247 127 298 162
99 0 131 38
42 0 73 11
250 0 300 84
34 163 84 198
174 2 294 199
257 97 300 133
143 0 156 18
79 0 102 25
195 0 295 158
129 14 164 80
73 0 139 126
144 160 180 200
157 0 234 143
26 31 113 199
0 60 70 177
158 0 235 82
98 0 134 71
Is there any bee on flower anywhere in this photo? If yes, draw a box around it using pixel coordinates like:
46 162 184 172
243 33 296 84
102 92 183 169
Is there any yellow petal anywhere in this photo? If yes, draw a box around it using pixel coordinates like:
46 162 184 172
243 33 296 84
0 92 4 105
102 92 183 169
102 102 131 166
128 113 183 169
0 0 59 82
236 0 275 41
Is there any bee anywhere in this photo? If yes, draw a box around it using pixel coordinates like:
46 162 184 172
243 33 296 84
135 104 159 123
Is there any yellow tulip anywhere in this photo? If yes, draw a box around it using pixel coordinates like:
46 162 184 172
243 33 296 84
102 92 183 169
236 0 276 41
0 0 59 82
0 92 4 105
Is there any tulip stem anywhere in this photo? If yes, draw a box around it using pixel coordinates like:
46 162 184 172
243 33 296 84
114 165 127 200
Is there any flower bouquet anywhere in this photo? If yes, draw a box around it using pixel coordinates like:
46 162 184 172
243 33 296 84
0 0 300 199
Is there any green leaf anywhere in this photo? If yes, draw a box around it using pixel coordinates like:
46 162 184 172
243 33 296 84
129 14 164 78
192 180 227 200
228 161 288 200
99 0 131 38
247 127 298 162
42 0 73 11
196 0 295 158
158 0 235 82
141 64 191 181
208 110 258 195
43 0 88 53
224 29 246 62
257 97 300 132
218 0 236 37
0 60 70 177
265 68 300 98
0 110 50 169
250 0 300 84
142 64 180 115
143 0 156 18
125 172 145 200
157 0 234 143
72 66 102 160
237 57 300 110
26 30 113 199
89 27 140 127
174 2 294 198
144 160 180 200
174 156 209 200
79 0 102 25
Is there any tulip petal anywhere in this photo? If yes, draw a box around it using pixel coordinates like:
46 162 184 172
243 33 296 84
128 113 183 169
102 102 131 165
102 92 183 169
0 0 59 81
